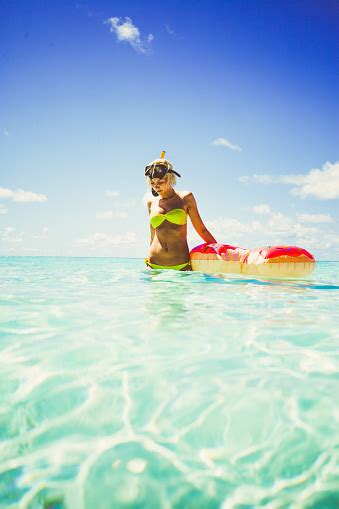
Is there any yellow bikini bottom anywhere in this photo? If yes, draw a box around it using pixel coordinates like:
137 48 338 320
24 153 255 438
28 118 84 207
144 258 191 271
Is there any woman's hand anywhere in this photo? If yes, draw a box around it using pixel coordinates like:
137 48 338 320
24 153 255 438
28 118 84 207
185 193 217 243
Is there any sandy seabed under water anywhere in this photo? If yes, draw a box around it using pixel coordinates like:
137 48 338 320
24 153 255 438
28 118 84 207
1 257 339 509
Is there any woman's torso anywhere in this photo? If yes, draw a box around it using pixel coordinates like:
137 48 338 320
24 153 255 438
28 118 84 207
148 191 190 264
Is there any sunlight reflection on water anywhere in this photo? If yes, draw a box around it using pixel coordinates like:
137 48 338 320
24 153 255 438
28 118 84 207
0 258 339 508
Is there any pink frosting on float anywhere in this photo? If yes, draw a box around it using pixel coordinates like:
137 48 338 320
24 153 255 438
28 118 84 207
254 246 315 260
190 243 235 254
190 243 315 262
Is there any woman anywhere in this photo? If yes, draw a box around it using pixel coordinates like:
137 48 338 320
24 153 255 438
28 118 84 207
144 157 216 270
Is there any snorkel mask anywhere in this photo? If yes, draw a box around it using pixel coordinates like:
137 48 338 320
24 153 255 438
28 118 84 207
144 151 181 196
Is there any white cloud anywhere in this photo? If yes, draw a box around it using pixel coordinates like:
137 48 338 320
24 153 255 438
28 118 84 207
287 162 339 199
75 2 101 18
267 212 292 234
96 210 113 220
33 227 49 240
239 174 274 184
2 128 9 136
106 17 153 53
253 204 271 215
2 227 23 244
96 192 138 221
0 204 8 214
197 217 264 247
297 213 333 224
165 24 175 36
96 210 128 220
239 161 339 200
76 231 136 247
211 137 242 152
105 190 119 199
0 187 47 203
197 206 338 256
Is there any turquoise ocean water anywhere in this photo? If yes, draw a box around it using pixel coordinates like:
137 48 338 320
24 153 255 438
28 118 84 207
1 257 339 509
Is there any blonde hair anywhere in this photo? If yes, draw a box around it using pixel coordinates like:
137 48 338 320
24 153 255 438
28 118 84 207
145 159 177 188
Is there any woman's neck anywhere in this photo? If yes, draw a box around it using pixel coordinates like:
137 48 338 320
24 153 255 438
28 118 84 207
159 188 176 200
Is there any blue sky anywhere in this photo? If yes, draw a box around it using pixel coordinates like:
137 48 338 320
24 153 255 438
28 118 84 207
1 0 338 259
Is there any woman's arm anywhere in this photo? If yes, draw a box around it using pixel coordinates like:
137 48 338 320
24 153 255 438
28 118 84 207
185 192 217 243
147 198 155 245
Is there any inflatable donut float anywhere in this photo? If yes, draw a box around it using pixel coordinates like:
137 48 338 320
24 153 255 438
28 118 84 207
190 244 315 277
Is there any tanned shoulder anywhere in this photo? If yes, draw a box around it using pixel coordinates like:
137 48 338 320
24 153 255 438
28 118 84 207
146 196 153 213
182 191 196 209
177 190 193 201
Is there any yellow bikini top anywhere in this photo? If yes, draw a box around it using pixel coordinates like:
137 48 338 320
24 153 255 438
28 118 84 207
150 208 187 229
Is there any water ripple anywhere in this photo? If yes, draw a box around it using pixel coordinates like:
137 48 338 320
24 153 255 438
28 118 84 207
0 258 338 508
